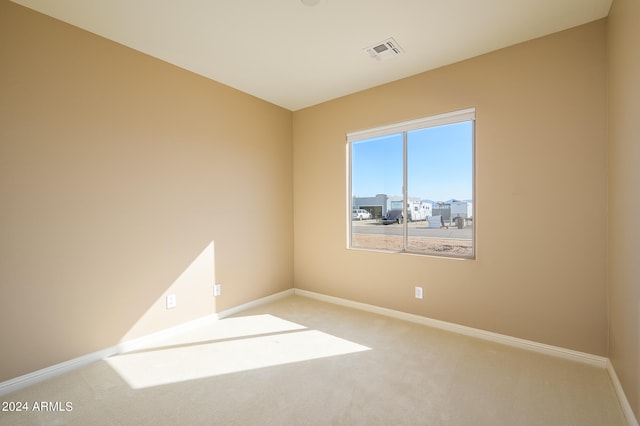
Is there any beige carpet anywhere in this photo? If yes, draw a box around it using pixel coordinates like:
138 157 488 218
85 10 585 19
0 295 626 425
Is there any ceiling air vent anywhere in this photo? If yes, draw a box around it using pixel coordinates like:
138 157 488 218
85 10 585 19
364 37 404 61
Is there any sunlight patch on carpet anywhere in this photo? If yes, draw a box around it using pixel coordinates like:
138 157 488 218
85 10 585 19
106 315 370 389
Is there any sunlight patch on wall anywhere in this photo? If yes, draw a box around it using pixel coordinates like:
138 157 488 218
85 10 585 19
106 314 370 389
120 241 216 342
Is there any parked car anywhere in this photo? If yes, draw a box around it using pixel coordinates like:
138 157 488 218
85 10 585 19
381 209 403 224
352 209 372 220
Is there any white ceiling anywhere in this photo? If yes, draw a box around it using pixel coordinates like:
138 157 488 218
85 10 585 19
11 0 612 111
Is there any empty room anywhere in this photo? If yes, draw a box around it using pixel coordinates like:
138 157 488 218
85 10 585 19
1 0 638 424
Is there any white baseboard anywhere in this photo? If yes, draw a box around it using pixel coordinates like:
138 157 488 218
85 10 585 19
3 286 636 426
0 288 294 397
0 345 120 397
294 289 640 424
217 288 295 320
607 361 639 426
294 289 608 368
118 288 295 354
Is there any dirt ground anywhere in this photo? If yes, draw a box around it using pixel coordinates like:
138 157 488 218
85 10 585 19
352 234 473 257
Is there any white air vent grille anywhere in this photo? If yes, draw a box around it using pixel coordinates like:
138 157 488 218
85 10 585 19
364 37 404 61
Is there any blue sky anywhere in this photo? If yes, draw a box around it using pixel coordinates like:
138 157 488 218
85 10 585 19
351 121 473 201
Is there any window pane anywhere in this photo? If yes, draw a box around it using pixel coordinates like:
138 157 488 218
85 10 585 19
350 133 403 251
407 121 474 257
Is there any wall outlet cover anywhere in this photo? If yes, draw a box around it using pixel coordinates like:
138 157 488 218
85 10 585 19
166 294 177 309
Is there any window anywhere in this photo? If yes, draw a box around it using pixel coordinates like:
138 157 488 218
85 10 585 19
347 108 475 258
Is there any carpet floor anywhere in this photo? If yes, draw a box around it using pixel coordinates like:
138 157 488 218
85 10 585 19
0 295 626 425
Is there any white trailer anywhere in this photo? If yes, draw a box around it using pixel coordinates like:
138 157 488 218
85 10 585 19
409 201 431 221
389 199 430 221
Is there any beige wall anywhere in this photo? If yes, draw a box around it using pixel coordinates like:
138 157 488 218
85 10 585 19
293 21 608 356
608 0 640 419
1 0 626 402
0 0 293 382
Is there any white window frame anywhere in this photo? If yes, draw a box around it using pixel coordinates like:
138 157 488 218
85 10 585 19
347 108 476 258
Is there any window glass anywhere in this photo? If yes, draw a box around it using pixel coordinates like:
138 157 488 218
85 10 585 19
406 122 473 257
350 133 403 251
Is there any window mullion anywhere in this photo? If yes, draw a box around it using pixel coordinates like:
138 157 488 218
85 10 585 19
402 131 408 252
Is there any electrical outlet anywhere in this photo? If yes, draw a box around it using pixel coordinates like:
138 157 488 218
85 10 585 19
415 286 423 299
166 294 177 309
214 284 221 297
